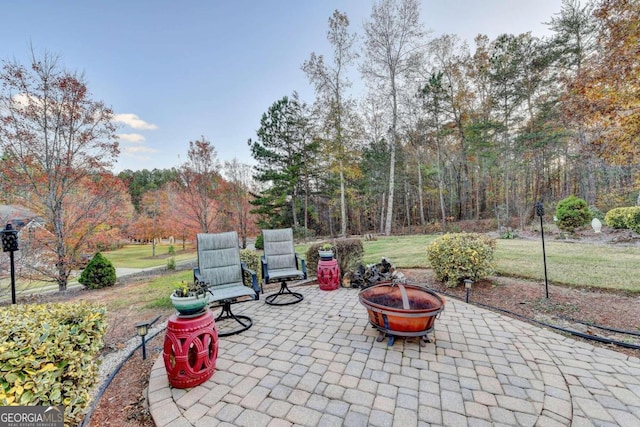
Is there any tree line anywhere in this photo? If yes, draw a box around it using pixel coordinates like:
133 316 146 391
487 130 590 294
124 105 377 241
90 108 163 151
1 0 638 290
249 0 640 237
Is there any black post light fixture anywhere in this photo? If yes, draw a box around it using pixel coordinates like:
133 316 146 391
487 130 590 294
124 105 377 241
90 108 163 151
135 315 161 360
535 201 549 299
1 223 19 304
135 321 150 360
464 279 473 304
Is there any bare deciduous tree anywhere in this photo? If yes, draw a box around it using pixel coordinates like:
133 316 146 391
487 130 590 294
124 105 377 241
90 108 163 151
303 10 359 237
362 0 425 235
176 137 221 233
0 51 120 290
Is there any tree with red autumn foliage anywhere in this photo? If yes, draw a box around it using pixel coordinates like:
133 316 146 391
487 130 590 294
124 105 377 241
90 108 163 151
175 137 221 236
222 159 260 248
0 51 121 290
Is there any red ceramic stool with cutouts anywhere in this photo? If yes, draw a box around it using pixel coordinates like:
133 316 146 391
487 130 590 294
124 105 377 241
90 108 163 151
317 258 340 291
163 309 218 388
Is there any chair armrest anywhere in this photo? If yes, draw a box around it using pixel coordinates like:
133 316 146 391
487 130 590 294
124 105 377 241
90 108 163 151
241 262 261 300
194 267 206 284
296 254 307 279
194 267 216 298
261 255 269 285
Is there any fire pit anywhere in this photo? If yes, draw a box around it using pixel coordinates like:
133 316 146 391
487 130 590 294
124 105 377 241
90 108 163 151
358 282 445 346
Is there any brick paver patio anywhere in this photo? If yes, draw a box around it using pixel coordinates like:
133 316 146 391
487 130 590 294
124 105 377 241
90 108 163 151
148 284 640 426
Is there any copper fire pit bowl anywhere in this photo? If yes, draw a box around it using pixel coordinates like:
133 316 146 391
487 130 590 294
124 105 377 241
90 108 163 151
358 282 445 346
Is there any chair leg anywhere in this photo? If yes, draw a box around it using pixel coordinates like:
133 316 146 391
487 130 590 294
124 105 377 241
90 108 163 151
265 280 304 306
214 301 253 336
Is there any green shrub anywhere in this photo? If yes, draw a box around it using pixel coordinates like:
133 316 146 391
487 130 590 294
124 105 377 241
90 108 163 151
254 234 264 250
426 232 496 287
78 252 116 289
588 205 605 222
166 257 176 270
604 207 629 229
0 302 107 425
168 245 176 256
240 249 262 284
625 206 640 234
306 239 364 279
555 195 591 232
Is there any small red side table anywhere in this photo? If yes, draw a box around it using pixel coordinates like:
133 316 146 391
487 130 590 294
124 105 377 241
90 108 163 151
163 309 218 389
317 258 340 291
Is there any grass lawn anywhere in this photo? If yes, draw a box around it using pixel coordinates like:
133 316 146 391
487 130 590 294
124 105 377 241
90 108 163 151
130 270 193 311
494 239 640 292
4 234 639 301
102 243 196 268
298 235 640 293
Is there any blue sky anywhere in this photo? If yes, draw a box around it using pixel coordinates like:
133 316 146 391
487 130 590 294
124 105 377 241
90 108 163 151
1 0 562 173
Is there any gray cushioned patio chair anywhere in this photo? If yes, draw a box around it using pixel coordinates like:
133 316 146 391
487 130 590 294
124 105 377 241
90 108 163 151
261 228 307 305
194 231 260 336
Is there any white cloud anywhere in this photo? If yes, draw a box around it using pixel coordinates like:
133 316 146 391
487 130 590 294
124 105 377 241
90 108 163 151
117 133 146 143
124 146 158 154
113 113 158 130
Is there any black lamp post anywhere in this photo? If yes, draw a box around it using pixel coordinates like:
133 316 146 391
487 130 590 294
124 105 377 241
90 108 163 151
535 201 549 299
135 315 160 360
135 321 150 360
464 279 473 303
1 223 19 304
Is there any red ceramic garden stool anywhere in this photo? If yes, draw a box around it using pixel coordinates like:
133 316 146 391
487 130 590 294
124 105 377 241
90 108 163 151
163 309 218 389
317 258 340 291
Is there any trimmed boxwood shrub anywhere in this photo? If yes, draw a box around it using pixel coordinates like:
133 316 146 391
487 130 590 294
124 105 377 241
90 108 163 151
306 238 364 279
555 195 591 232
604 206 640 231
426 232 496 287
78 252 116 289
604 207 628 229
625 207 640 234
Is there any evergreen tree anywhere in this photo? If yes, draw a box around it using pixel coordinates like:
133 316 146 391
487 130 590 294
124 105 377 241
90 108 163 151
248 93 319 229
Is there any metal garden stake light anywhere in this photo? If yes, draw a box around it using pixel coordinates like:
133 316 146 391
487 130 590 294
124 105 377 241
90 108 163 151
135 321 150 360
464 279 473 303
535 201 549 298
1 223 19 304
135 315 160 360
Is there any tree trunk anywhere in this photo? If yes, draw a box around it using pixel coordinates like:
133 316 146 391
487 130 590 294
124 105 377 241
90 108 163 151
417 158 425 226
384 144 396 236
437 147 446 231
340 161 347 237
380 192 386 234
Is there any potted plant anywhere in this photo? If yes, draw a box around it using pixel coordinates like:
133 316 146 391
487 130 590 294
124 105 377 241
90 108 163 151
318 243 334 260
170 280 210 316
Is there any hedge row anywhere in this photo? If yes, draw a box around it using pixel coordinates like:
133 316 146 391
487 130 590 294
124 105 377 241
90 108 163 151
0 302 107 425
605 206 640 233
